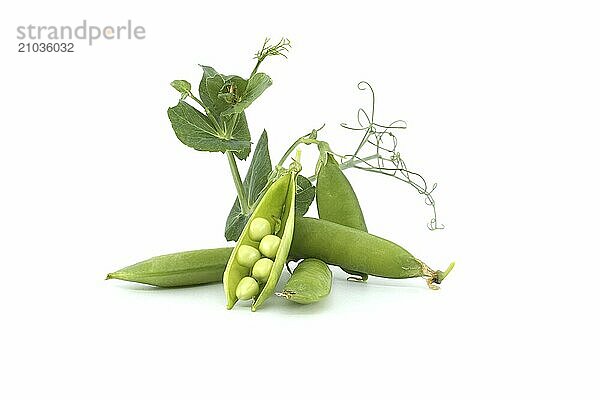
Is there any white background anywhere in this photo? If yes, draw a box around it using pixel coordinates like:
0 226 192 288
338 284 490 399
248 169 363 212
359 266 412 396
1 1 599 399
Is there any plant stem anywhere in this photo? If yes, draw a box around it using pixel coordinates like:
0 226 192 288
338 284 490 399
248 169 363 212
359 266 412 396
435 262 455 284
226 151 249 214
276 136 320 168
277 136 304 167
250 61 262 78
305 154 379 183
188 92 207 111
225 113 238 140
188 93 221 130
338 154 378 170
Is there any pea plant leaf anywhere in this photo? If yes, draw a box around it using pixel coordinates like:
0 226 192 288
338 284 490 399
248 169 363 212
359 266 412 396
200 66 261 117
224 112 251 160
219 75 248 105
221 73 272 117
170 80 191 99
167 101 251 156
295 175 315 216
224 130 272 241
198 66 227 116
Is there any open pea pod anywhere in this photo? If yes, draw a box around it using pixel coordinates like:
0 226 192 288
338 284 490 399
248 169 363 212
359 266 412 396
223 165 299 311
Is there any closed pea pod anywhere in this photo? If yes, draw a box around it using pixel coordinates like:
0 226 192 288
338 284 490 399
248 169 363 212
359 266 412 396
223 162 300 311
290 217 454 288
316 152 369 281
105 247 233 287
278 258 332 304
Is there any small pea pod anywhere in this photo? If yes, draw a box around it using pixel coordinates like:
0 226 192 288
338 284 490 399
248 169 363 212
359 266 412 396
316 152 369 281
278 258 332 304
290 217 454 288
224 165 299 311
106 247 233 287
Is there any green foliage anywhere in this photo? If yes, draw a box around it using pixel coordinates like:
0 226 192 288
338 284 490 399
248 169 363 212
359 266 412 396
170 80 191 99
225 130 272 241
168 64 273 162
198 66 270 118
166 38 441 239
221 73 272 117
295 175 315 216
167 101 251 156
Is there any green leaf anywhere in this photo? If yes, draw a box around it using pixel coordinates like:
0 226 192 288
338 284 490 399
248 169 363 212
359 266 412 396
218 75 248 105
224 112 251 160
221 73 272 117
295 175 315 216
199 66 227 116
224 130 272 241
171 80 191 99
167 101 250 155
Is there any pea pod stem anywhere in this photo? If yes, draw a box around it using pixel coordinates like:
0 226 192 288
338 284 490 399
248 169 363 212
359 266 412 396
417 260 455 290
307 154 379 183
338 154 378 171
435 262 455 284
277 132 380 183
276 135 319 169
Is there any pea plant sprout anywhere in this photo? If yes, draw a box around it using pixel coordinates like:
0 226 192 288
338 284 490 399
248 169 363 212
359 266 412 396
167 38 442 243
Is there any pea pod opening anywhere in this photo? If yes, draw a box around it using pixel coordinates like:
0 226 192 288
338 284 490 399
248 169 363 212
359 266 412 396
316 152 369 281
290 217 454 288
223 164 300 311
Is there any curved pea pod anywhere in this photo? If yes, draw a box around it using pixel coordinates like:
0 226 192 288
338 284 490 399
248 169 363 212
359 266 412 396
278 258 332 304
224 168 299 311
106 247 233 287
290 217 454 289
316 153 369 281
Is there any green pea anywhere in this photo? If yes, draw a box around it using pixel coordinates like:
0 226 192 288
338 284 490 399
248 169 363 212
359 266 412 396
224 164 301 311
316 153 369 281
236 244 261 268
106 247 233 287
279 258 332 304
252 258 274 283
259 234 281 259
235 277 259 300
248 217 272 242
291 217 454 287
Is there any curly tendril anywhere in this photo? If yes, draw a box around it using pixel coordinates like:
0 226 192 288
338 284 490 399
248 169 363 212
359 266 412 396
339 81 444 231
253 38 291 63
250 38 291 77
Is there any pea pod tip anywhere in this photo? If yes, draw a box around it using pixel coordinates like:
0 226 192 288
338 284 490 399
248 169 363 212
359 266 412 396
434 261 455 285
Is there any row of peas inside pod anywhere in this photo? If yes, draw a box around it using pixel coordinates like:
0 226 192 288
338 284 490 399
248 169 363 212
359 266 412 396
234 220 281 299
223 165 299 311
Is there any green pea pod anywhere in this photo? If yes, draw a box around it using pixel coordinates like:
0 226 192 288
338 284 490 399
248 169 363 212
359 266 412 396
224 167 299 311
106 247 233 287
278 258 332 304
290 217 454 288
316 153 369 281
